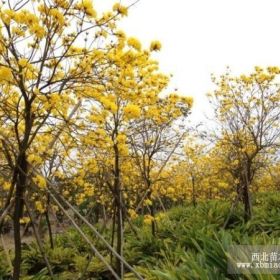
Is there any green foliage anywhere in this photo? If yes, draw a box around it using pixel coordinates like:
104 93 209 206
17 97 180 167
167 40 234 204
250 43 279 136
125 193 280 279
0 249 12 279
2 193 280 279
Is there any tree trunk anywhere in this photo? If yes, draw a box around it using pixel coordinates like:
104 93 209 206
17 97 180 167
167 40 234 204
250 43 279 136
116 204 123 278
94 204 100 224
191 176 196 207
45 194 54 249
13 153 28 280
146 181 156 236
45 212 54 249
113 143 123 279
243 163 252 222
150 203 156 236
110 205 116 264
243 183 252 222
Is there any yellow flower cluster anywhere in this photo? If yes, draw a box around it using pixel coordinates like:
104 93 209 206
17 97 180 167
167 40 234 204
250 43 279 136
11 26 25 37
0 66 13 82
33 175 47 189
18 58 29 68
1 9 46 39
113 3 128 16
143 214 154 225
124 104 141 119
0 9 15 24
143 199 152 206
54 0 70 9
35 201 45 213
3 182 11 191
20 217 30 224
128 209 138 219
127 37 142 51
167 187 175 194
76 0 97 17
116 134 127 144
101 97 118 113
181 96 193 107
29 24 45 39
76 193 86 205
28 154 43 165
150 40 162 52
267 66 280 74
49 8 65 26
17 11 38 25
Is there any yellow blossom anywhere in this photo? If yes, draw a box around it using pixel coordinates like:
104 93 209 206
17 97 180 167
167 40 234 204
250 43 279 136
76 0 97 17
127 37 142 51
124 104 141 119
34 175 47 189
20 217 30 224
18 58 29 68
113 3 128 16
54 0 69 9
128 209 138 219
150 40 162 52
3 182 11 191
28 154 43 164
167 187 175 194
30 24 45 39
49 8 65 26
143 214 154 225
143 199 153 206
35 201 45 213
116 134 127 143
0 66 13 82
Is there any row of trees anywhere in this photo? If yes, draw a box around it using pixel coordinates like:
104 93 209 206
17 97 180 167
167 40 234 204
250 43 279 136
0 0 279 279
0 1 191 279
171 67 280 221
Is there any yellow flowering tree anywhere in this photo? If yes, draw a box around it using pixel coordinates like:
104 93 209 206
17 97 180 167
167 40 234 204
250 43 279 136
72 34 171 276
128 92 193 235
209 66 280 220
0 0 128 278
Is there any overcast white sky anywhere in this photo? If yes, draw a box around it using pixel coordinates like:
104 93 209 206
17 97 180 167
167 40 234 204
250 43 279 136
95 0 280 123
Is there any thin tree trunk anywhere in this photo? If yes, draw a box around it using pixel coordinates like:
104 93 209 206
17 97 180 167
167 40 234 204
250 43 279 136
243 165 252 222
147 182 156 236
116 204 123 278
150 203 156 236
110 205 116 264
113 140 124 278
13 153 28 280
45 194 54 249
45 211 54 249
191 176 196 207
243 183 251 221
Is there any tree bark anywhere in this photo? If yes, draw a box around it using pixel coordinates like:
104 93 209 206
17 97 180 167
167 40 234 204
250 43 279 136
191 176 196 207
13 153 28 280
113 143 124 279
150 203 156 236
45 211 54 249
243 183 252 222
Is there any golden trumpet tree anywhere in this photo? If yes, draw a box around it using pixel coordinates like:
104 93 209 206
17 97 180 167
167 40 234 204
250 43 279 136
128 93 193 235
0 0 130 278
72 34 177 276
209 66 280 220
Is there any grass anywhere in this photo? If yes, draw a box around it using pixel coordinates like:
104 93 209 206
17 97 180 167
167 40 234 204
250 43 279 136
1 192 280 279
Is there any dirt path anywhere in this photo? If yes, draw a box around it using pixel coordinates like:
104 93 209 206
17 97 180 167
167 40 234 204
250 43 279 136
1 234 35 250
